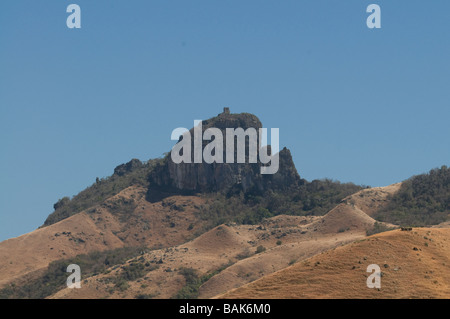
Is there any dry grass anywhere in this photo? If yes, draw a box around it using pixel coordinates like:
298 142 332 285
0 186 207 289
218 228 450 299
5 182 446 300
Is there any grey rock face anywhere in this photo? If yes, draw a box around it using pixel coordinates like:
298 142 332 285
148 111 302 197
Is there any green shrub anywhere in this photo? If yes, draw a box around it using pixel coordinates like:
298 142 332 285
374 166 450 226
366 222 393 236
255 245 266 254
288 258 297 266
173 264 231 299
114 279 129 291
121 263 146 281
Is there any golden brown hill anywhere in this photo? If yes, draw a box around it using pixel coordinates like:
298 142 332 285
49 224 251 299
342 183 402 217
0 186 206 289
217 227 450 299
47 185 400 299
49 202 379 299
197 202 382 298
1 183 405 299
309 202 376 234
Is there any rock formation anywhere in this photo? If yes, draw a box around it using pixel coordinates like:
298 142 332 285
114 159 143 176
148 109 302 200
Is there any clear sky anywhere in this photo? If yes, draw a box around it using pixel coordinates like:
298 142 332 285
1 0 449 242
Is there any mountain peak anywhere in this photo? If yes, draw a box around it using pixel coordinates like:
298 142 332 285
148 110 301 201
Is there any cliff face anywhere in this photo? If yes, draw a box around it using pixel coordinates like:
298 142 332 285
148 110 302 199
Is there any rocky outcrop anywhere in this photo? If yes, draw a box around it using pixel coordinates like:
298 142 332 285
114 159 143 176
148 110 302 200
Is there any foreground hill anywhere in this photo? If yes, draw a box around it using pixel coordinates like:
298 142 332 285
0 186 207 291
49 215 368 299
218 227 450 299
46 184 398 299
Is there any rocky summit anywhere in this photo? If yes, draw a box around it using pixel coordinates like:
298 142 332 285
148 109 302 199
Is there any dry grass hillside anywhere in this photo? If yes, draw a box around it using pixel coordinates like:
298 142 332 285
341 183 402 217
3 182 423 299
198 185 404 298
47 184 401 299
0 186 207 289
49 213 368 299
218 227 450 299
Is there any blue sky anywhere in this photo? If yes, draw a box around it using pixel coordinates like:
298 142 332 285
1 0 449 241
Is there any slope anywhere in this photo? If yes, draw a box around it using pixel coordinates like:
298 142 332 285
48 185 392 299
0 185 207 291
218 227 450 299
